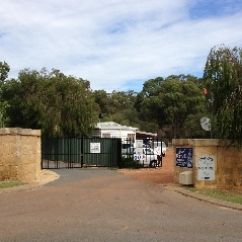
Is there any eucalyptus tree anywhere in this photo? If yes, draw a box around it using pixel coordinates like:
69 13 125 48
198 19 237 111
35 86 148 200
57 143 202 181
2 69 99 136
0 61 10 127
93 89 142 128
204 46 242 144
0 61 10 83
136 76 207 138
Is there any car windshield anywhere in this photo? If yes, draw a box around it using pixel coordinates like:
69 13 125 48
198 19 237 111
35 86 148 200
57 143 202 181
144 148 154 155
122 144 132 149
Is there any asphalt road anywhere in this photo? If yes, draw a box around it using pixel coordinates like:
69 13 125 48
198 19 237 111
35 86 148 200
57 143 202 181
0 168 242 242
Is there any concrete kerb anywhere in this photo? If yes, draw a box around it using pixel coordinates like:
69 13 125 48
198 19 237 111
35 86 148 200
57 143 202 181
167 184 242 212
38 169 60 185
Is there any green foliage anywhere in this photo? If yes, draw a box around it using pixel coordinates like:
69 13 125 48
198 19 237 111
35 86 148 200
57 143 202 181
183 113 211 138
2 69 98 136
94 90 145 128
0 61 10 83
136 75 207 139
0 101 9 128
93 90 110 115
204 46 242 144
5 43 242 143
0 61 10 127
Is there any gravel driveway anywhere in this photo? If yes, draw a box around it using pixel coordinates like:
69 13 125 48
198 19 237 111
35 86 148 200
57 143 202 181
0 168 241 242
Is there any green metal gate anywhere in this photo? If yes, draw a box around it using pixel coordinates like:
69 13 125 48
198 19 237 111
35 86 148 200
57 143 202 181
41 137 121 168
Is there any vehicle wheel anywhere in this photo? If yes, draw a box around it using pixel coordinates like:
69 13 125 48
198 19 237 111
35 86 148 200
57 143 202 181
149 160 157 168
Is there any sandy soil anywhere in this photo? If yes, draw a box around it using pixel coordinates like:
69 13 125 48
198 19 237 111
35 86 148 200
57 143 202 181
119 148 175 184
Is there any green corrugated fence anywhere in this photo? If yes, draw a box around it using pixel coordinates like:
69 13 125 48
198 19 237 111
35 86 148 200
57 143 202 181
41 137 121 168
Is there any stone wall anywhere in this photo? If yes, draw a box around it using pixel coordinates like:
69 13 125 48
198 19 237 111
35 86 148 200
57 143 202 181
173 139 242 192
0 128 41 184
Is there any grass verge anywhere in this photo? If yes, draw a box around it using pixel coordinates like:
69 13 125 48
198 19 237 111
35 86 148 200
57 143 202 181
0 180 23 189
187 187 242 205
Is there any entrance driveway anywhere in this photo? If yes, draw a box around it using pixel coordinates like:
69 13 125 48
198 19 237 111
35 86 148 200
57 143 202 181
0 168 242 242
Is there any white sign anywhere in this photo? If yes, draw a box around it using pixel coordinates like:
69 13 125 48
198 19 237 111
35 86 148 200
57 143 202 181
197 155 216 181
90 143 101 153
134 140 144 158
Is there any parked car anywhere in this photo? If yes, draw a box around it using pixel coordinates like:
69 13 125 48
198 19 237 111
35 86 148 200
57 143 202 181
133 147 157 167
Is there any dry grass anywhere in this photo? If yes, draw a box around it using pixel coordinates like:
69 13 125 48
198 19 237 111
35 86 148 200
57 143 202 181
0 180 23 189
188 187 242 205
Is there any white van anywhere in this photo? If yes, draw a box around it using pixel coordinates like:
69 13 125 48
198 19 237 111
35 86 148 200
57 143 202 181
133 147 157 167
122 143 135 156
153 141 167 155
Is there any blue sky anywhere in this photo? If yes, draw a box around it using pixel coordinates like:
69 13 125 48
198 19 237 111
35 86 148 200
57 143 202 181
0 0 242 91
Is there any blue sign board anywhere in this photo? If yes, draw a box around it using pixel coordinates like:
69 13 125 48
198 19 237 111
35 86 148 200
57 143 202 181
176 148 193 168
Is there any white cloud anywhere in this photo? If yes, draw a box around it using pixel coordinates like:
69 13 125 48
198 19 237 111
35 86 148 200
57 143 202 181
0 0 242 91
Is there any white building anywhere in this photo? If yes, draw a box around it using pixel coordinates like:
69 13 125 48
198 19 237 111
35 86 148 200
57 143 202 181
92 122 138 141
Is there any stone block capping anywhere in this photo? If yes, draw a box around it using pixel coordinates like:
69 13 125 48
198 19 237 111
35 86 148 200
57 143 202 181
0 128 41 137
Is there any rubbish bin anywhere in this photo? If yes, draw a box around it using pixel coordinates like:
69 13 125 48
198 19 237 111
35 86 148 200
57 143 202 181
179 171 193 185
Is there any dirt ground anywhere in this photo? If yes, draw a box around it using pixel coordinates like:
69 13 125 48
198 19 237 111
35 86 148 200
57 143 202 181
119 148 175 184
1 162 242 242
